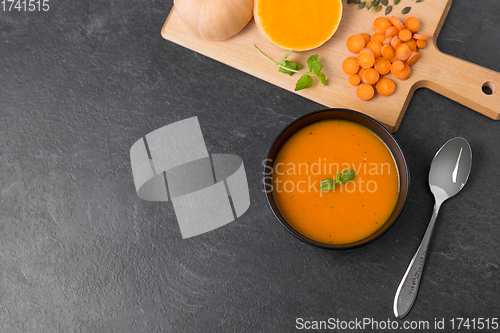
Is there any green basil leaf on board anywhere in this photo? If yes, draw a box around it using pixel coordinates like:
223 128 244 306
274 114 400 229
279 61 301 76
295 74 314 91
278 50 293 66
254 45 327 91
318 72 327 86
306 54 322 76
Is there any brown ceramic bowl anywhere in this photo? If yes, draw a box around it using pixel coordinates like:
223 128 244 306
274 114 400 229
264 108 409 249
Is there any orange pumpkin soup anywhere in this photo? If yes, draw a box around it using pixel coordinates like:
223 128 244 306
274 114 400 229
272 120 399 245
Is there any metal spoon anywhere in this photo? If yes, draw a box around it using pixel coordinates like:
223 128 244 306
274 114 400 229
394 137 472 318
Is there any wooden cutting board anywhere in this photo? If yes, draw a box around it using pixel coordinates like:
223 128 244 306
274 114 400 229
161 0 500 132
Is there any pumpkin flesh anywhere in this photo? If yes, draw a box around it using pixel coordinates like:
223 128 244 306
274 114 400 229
255 0 343 51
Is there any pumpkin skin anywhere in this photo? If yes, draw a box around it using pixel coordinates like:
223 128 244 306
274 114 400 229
254 0 343 51
174 0 254 41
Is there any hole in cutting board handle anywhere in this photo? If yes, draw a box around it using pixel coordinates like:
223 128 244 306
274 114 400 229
482 82 495 95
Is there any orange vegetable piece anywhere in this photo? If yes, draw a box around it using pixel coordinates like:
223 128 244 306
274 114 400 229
385 26 399 38
398 29 413 42
404 17 420 34
359 47 375 56
347 34 366 53
357 83 375 101
361 73 368 84
381 45 395 60
382 37 393 45
396 43 411 61
389 54 399 63
358 68 368 83
374 57 391 75
367 40 383 58
371 33 386 44
357 48 376 68
413 34 430 40
416 39 427 49
405 38 417 52
389 16 405 31
391 35 402 50
349 74 361 86
376 77 396 96
362 68 380 85
391 61 412 80
392 60 405 72
360 33 371 45
406 51 420 66
373 17 392 34
343 57 360 75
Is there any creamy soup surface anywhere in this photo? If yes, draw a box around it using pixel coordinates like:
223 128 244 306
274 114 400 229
272 119 400 245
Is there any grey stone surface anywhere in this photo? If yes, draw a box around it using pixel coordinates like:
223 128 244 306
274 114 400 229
0 1 499 332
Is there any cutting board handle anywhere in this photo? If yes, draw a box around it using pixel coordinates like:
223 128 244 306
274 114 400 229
420 43 500 120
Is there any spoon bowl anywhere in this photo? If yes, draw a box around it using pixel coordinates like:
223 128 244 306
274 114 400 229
394 137 472 318
429 138 472 203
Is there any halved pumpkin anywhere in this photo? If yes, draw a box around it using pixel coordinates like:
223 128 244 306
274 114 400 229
254 0 343 51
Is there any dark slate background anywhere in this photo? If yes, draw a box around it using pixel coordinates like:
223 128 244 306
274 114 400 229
1 1 499 332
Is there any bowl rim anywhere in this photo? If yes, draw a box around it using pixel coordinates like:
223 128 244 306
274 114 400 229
264 107 410 250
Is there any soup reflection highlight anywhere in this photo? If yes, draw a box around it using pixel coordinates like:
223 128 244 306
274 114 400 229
272 120 399 245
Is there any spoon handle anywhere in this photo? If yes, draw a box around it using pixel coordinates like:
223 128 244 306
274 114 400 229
393 202 442 318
